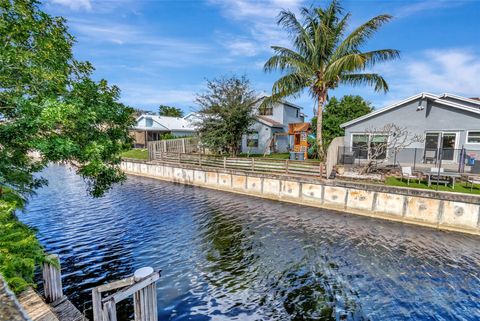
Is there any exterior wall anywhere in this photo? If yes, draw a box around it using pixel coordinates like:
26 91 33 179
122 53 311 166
170 130 194 137
241 121 272 154
122 159 480 236
246 100 304 154
344 98 480 152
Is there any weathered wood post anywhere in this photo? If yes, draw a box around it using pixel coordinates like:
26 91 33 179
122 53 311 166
182 139 186 154
93 267 159 321
42 254 63 303
251 158 255 171
133 267 157 321
285 159 289 174
223 157 226 169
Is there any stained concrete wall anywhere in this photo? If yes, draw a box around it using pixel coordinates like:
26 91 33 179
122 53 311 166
121 160 480 236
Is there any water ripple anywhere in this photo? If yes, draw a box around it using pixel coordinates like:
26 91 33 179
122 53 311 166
17 165 480 321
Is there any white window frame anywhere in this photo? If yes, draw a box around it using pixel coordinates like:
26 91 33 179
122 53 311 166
350 133 390 160
466 130 480 145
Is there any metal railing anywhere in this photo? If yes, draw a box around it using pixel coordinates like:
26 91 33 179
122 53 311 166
151 152 325 177
336 146 480 173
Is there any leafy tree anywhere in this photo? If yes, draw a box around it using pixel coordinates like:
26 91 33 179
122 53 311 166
0 0 134 199
195 76 256 156
264 1 399 158
311 95 373 147
158 105 184 117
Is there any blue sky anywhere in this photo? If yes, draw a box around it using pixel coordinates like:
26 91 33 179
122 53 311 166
44 0 480 119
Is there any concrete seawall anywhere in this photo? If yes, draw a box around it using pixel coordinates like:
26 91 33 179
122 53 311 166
121 160 480 236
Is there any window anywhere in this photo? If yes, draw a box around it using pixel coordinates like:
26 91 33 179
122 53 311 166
352 134 368 159
247 132 259 147
259 107 273 116
467 131 480 144
145 117 153 127
296 109 299 118
351 134 388 159
370 135 388 159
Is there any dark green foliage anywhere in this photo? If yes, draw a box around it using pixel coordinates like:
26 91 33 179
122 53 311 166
0 0 134 198
0 0 134 291
0 189 55 294
195 76 257 156
158 105 184 117
311 95 373 148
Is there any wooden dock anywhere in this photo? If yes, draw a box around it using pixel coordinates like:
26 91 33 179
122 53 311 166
17 288 87 321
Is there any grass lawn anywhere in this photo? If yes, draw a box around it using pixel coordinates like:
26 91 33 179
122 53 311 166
121 148 148 160
385 176 480 195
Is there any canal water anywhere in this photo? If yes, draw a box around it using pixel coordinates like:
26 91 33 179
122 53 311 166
19 165 480 320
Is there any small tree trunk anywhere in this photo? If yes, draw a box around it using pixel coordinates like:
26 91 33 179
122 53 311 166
316 92 326 159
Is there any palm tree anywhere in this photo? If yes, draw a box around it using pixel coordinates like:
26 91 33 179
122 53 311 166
264 1 399 157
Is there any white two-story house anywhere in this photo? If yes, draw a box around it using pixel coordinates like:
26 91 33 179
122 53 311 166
242 96 305 155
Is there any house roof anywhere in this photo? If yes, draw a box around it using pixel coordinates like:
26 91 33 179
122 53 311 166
134 115 196 132
440 93 480 107
255 95 303 110
340 92 480 128
256 115 284 128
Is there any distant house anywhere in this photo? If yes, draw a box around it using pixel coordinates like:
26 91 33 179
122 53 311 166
131 115 195 148
340 93 480 164
242 96 305 155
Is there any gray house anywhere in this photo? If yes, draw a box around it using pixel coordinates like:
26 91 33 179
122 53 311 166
340 93 480 165
241 97 305 155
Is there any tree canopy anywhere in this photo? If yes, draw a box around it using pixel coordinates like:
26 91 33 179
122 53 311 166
311 95 373 147
264 0 399 157
158 105 184 117
195 76 256 156
0 0 134 199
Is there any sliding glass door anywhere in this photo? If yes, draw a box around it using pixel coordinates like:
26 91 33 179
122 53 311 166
424 132 458 163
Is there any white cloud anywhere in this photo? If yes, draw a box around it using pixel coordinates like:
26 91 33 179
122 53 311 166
343 49 480 109
50 0 92 11
209 0 305 56
118 83 199 110
395 0 465 18
226 40 259 56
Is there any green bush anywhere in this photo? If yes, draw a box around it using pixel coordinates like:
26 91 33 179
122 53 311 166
0 190 51 294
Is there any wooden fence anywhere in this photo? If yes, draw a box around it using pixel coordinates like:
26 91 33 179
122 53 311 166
151 152 325 177
147 137 200 160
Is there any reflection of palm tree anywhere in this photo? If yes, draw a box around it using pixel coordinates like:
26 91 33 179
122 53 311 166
199 208 259 292
266 262 367 321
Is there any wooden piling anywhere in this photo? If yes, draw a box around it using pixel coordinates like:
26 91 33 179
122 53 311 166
42 254 63 303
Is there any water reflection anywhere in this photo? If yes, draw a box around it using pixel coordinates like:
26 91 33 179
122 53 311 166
19 165 480 321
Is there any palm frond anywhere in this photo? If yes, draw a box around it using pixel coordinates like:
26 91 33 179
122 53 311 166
264 46 313 74
333 14 393 59
325 49 399 79
271 73 312 99
340 73 389 92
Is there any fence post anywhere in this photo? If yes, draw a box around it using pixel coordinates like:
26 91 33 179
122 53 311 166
163 140 167 153
413 148 417 170
319 163 323 177
42 254 63 303
223 157 226 169
182 139 186 154
198 153 202 166
251 158 255 171
285 159 289 174
178 153 181 163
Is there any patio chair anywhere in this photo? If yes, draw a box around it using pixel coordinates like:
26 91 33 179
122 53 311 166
425 150 437 164
401 166 419 185
466 175 480 191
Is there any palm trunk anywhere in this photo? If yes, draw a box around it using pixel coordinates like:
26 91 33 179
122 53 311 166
316 92 326 159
